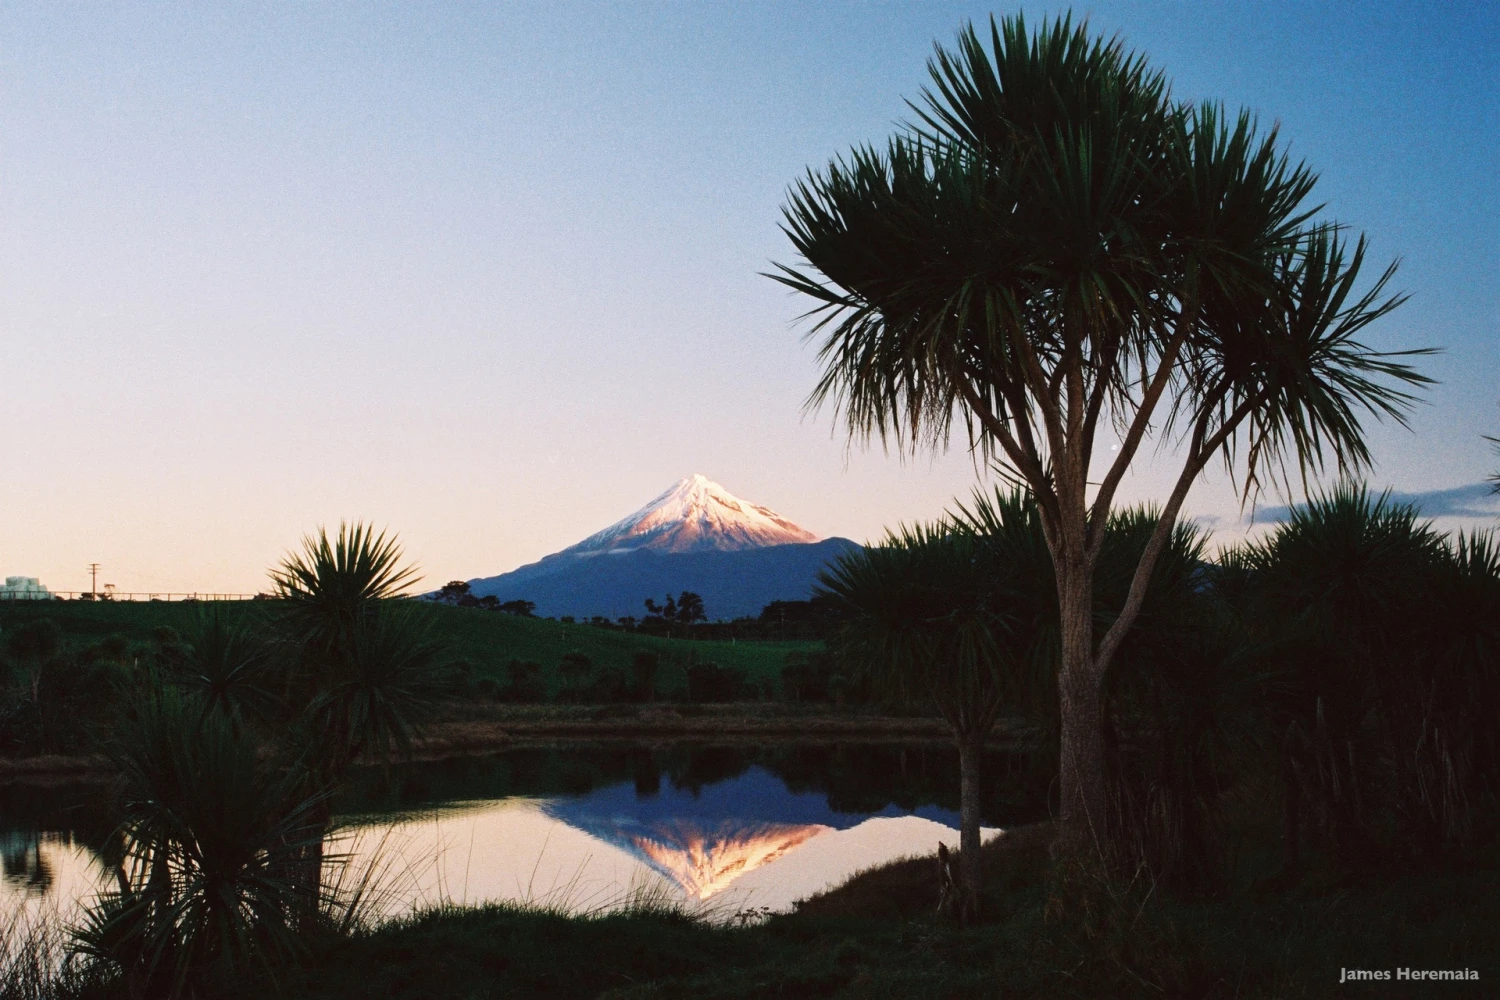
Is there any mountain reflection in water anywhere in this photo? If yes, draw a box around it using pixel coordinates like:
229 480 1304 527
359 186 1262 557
629 820 829 899
530 764 996 907
333 799 993 918
2 745 1041 924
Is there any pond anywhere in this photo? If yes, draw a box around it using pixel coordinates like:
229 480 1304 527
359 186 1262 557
1 742 1050 930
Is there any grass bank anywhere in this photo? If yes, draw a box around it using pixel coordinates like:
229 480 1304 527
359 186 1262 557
405 702 994 755
271 824 1499 999
0 704 989 779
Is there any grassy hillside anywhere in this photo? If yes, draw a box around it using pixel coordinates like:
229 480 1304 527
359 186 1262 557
0 600 815 698
434 606 812 694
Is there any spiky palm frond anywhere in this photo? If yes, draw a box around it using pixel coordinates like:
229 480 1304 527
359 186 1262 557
170 609 276 731
1192 228 1433 502
1245 481 1444 635
770 14 1364 495
771 15 1181 464
269 522 420 655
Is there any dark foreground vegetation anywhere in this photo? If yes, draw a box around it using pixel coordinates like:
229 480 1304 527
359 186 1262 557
8 819 1495 999
280 824 1496 1000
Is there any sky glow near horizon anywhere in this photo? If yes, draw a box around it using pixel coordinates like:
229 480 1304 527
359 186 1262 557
1 1 1496 594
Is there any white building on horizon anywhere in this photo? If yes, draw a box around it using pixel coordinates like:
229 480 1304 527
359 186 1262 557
0 576 53 600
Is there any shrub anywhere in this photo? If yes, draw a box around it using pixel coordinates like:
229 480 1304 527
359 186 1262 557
558 652 593 701
584 665 631 703
1243 484 1500 863
76 689 319 996
5 619 61 663
501 660 545 703
686 662 747 702
81 634 131 665
631 651 660 702
781 650 832 702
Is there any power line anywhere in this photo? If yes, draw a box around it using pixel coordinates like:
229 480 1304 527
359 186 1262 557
87 563 100 598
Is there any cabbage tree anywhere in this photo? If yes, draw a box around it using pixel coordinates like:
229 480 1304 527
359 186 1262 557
775 14 1430 859
819 490 1054 917
818 524 1010 920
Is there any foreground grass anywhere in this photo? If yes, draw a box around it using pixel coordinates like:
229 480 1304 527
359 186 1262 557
275 831 1499 1000
5 825 1494 999
0 601 813 698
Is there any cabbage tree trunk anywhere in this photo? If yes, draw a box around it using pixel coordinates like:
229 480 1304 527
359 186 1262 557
955 734 984 923
1056 558 1110 862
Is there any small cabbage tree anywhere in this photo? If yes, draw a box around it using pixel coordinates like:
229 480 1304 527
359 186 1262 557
78 689 322 997
819 525 1005 920
269 521 440 915
270 521 432 768
820 493 1056 918
271 521 419 648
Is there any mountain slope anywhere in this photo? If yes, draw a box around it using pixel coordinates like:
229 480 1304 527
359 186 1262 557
562 474 817 555
469 538 858 620
467 476 857 620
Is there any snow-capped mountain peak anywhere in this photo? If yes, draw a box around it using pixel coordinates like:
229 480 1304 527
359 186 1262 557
563 474 818 556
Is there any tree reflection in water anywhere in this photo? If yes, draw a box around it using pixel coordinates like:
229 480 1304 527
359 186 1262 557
336 741 1052 825
1 831 55 894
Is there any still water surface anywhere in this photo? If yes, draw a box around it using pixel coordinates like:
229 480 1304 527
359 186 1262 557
2 743 1045 927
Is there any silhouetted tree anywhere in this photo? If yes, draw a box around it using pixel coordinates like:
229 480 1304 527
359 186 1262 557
643 595 677 621
434 581 471 604
676 592 706 623
777 13 1430 859
819 522 1012 921
645 591 707 624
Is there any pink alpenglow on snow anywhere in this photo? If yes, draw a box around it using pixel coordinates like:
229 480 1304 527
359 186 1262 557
565 475 818 556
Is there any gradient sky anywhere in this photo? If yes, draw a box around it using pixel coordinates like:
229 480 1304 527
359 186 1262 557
2 1 1496 595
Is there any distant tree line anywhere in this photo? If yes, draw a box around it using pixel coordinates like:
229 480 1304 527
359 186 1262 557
430 581 535 617
427 582 849 641
463 646 847 707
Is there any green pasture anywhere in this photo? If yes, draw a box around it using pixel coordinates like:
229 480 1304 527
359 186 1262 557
0 599 815 697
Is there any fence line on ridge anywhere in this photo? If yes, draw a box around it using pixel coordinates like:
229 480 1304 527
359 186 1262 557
0 591 266 603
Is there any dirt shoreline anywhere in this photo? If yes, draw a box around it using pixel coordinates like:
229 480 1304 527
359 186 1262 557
0 706 1032 783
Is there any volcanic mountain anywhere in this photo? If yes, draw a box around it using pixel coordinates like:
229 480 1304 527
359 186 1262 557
466 475 858 620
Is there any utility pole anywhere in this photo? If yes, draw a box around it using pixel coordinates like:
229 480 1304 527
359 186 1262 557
87 563 100 598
